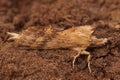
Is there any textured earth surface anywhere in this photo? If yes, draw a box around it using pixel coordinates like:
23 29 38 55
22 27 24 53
0 0 120 80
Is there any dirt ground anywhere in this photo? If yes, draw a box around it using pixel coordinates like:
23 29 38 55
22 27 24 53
0 0 120 80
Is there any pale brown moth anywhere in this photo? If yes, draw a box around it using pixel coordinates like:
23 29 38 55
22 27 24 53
7 25 108 73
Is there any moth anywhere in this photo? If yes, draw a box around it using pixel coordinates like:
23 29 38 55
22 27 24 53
7 25 108 73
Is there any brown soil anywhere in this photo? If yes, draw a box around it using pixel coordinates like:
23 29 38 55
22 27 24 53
0 0 120 80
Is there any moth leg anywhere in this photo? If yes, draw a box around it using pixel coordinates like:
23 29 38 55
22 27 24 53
81 50 91 73
72 48 82 69
72 52 81 69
